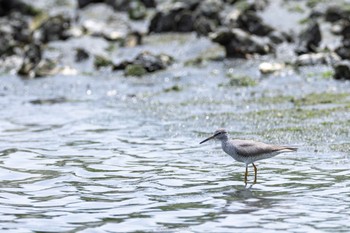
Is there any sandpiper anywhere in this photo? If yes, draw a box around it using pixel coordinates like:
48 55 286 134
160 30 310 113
200 129 297 184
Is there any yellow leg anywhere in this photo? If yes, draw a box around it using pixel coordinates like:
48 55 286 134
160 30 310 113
253 163 257 183
244 165 248 184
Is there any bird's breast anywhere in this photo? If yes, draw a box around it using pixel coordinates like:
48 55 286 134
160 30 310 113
222 141 244 162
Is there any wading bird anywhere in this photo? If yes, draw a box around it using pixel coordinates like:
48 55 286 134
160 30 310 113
200 129 297 184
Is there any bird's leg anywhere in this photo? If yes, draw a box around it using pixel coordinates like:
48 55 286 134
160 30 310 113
253 163 257 183
244 165 248 184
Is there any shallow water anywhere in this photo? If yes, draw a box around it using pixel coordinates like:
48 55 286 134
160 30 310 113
1 53 350 232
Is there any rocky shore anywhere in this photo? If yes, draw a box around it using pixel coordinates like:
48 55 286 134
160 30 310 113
1 0 350 79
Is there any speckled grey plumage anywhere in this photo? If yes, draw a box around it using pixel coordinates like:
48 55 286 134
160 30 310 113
200 128 297 183
221 139 296 165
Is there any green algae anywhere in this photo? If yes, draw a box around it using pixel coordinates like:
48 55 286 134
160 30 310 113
291 92 349 106
287 4 305 13
184 57 206 67
255 119 350 147
248 95 294 105
233 0 250 11
247 92 349 107
306 0 326 8
164 85 182 92
124 64 147 76
298 17 310 25
184 45 224 67
159 202 213 211
306 70 334 79
321 70 334 79
248 103 350 123
145 34 193 45
224 74 258 87
330 143 350 153
94 55 114 68
106 43 117 52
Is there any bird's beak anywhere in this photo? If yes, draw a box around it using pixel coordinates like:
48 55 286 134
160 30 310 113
199 135 216 144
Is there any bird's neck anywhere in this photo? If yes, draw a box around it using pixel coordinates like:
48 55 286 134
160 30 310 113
220 137 233 155
220 136 229 143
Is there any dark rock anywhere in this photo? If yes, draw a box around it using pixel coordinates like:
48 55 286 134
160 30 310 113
295 21 321 55
344 39 350 47
114 51 173 75
237 11 273 36
334 22 350 60
193 15 216 36
309 8 324 19
177 0 201 10
244 0 269 12
333 60 350 80
0 0 41 16
210 28 273 58
77 0 104 9
75 48 90 62
30 97 68 105
7 13 32 44
149 2 190 33
0 28 15 56
324 6 350 23
196 0 222 20
17 43 59 78
35 15 71 43
268 30 293 44
228 0 268 12
143 0 155 8
194 0 222 35
141 0 155 8
177 11 195 32
17 43 42 77
105 0 155 11
134 52 173 72
341 23 350 40
0 13 32 56
107 0 134 11
149 11 172 32
224 0 239 4
148 0 221 35
335 39 350 60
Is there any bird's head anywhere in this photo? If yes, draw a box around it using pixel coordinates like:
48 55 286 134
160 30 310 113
200 128 228 144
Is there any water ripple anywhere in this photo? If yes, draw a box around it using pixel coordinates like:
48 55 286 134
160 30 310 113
1 70 350 232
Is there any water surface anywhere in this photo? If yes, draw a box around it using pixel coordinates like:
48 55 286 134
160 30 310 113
1 34 350 232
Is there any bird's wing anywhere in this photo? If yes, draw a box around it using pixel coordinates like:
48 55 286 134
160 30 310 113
232 139 291 157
